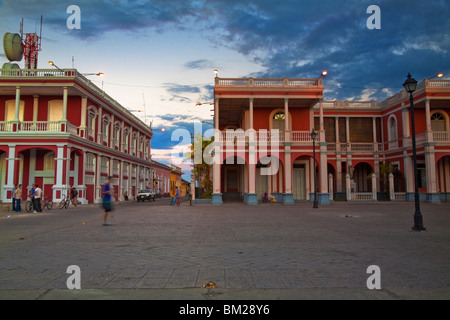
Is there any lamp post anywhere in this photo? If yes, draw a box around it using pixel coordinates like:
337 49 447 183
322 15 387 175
82 72 105 77
403 73 426 231
311 128 319 208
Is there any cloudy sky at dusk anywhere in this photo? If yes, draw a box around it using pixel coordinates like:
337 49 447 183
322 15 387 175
1 0 449 177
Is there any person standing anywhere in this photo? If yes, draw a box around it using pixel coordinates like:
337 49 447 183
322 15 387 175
71 187 78 207
11 184 17 212
102 176 113 226
15 184 22 212
34 184 42 213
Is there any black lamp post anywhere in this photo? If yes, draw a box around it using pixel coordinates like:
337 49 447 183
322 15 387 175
311 129 319 208
403 73 426 231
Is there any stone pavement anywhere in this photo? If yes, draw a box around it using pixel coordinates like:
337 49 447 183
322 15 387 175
0 199 449 300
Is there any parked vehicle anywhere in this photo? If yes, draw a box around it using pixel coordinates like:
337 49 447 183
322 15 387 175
137 189 156 202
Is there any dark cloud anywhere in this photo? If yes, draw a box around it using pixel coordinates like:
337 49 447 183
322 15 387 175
184 59 213 69
1 0 448 101
164 83 201 95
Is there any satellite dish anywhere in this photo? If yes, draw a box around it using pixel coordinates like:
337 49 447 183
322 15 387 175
2 62 21 70
3 32 24 62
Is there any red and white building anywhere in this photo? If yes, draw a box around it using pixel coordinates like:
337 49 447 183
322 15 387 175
0 68 164 204
211 76 450 204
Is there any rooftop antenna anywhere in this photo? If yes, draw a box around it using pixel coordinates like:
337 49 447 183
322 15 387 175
23 15 43 69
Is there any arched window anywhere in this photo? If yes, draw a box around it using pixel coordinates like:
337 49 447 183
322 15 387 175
431 112 446 131
273 112 286 131
389 116 397 141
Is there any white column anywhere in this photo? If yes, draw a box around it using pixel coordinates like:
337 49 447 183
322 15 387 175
284 150 292 194
425 151 437 193
33 95 39 122
319 99 325 141
389 173 395 200
2 145 16 202
52 145 66 202
328 173 333 200
335 117 339 145
214 98 220 129
425 99 432 132
404 154 413 193
62 87 68 122
320 150 328 194
346 117 350 143
65 147 71 189
402 102 410 138
95 154 102 202
372 117 377 144
14 87 20 121
249 98 254 130
284 98 289 141
310 157 315 198
425 99 433 143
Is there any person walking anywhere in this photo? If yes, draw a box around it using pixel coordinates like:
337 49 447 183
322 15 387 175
29 184 35 212
102 176 113 226
71 187 78 207
14 184 22 212
170 186 180 206
34 184 42 213
11 184 17 212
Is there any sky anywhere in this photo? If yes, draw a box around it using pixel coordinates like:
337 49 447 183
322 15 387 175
0 0 449 179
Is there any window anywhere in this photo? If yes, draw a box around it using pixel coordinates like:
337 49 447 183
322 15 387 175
87 108 97 138
102 118 110 143
123 130 129 151
389 117 397 141
101 157 109 174
43 152 55 171
273 112 285 131
417 163 427 188
431 112 446 131
48 100 63 122
5 100 24 121
86 154 95 172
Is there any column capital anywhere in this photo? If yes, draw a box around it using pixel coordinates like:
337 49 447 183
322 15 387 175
284 98 289 103
249 97 254 103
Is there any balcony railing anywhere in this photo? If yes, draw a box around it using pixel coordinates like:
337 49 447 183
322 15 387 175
433 131 450 143
219 130 315 144
215 78 321 88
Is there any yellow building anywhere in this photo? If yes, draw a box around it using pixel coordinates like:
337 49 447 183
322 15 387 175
180 179 190 197
169 165 182 197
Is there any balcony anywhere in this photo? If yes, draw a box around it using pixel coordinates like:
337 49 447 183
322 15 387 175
215 78 322 88
218 130 384 153
0 120 80 135
433 131 450 144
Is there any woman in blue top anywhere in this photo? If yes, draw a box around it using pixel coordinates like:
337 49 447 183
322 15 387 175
102 176 113 225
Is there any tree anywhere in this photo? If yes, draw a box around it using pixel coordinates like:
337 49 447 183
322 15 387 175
185 134 214 198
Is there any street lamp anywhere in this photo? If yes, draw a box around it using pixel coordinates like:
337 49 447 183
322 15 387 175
214 69 219 78
82 72 105 77
402 73 426 231
311 128 319 208
320 70 328 78
48 61 62 70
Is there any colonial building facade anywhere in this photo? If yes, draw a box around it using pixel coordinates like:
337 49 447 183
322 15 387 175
211 77 450 204
0 68 165 204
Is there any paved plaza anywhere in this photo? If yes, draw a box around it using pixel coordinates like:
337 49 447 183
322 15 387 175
0 198 449 300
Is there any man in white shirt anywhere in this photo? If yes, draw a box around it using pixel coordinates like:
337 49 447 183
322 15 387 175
34 184 42 213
